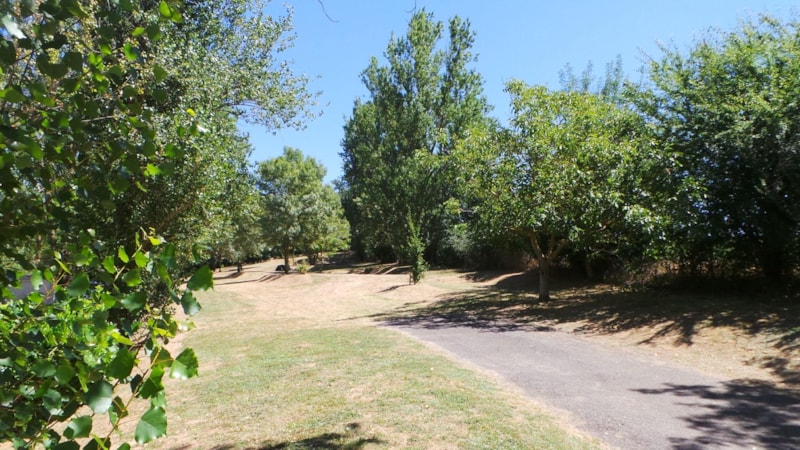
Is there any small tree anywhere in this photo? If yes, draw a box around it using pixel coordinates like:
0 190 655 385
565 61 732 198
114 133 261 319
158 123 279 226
458 81 670 300
258 148 349 272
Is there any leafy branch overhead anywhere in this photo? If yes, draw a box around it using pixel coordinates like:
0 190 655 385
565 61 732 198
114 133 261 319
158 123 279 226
0 0 313 448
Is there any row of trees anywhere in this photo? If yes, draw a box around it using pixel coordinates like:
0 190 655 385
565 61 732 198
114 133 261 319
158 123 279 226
340 11 800 298
4 3 799 446
0 0 342 448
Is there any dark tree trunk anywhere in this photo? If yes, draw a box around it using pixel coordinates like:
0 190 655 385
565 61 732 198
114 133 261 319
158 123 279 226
282 242 291 274
525 231 568 303
538 256 551 302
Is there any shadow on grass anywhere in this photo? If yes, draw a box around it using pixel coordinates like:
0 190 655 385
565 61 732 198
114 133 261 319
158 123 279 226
371 270 800 386
308 258 411 276
213 270 245 280
193 428 385 450
634 380 800 449
214 273 285 286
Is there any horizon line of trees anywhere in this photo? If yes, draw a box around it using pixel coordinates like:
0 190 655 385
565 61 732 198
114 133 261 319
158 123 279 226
339 10 800 299
4 3 799 446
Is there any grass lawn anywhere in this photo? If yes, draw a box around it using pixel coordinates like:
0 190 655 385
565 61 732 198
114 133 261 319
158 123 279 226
134 259 798 448
140 264 604 449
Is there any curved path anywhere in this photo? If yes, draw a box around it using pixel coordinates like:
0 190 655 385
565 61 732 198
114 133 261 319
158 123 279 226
389 322 800 449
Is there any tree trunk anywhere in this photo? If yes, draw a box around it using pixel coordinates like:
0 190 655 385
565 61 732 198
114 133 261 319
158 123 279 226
524 231 567 303
538 256 551 302
585 257 595 280
282 242 291 274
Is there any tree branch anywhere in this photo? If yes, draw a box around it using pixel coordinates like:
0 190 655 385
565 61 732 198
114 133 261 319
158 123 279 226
316 0 339 23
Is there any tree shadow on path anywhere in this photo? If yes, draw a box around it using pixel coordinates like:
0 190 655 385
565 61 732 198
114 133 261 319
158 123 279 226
370 271 800 387
634 380 800 449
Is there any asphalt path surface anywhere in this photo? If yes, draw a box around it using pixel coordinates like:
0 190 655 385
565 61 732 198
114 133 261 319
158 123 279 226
387 319 800 449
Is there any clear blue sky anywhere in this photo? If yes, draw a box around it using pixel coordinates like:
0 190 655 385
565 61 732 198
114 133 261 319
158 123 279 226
241 0 798 184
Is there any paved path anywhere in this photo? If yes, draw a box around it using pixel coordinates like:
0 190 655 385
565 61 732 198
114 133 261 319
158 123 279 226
389 322 800 449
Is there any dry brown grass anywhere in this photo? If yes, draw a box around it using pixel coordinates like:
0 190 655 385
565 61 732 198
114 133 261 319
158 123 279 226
138 261 606 449
26 257 794 449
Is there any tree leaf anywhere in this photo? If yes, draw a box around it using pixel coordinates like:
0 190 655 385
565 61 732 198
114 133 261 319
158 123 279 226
133 251 149 268
30 269 43 291
123 43 138 61
120 291 146 312
43 389 63 415
169 348 198 380
158 1 172 19
1 87 26 103
54 442 80 450
0 39 16 65
32 360 56 377
154 65 168 82
138 368 164 399
1 14 25 39
67 272 90 297
118 246 130 263
179 290 201 316
55 365 75 385
64 415 92 439
102 255 116 274
85 380 113 413
63 51 82 71
108 348 135 380
186 265 213 291
122 268 142 287
134 407 167 443
159 244 176 269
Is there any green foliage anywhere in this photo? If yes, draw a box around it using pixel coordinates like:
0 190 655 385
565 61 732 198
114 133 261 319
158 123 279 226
634 14 800 279
403 217 428 284
340 9 490 268
1 231 208 448
297 262 310 274
458 82 669 299
0 0 312 447
258 148 350 270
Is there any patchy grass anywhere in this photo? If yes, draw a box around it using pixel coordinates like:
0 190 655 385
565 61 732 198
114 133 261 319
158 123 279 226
140 269 602 449
128 260 798 449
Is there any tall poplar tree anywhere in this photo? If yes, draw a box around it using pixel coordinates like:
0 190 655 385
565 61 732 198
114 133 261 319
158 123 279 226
340 9 490 276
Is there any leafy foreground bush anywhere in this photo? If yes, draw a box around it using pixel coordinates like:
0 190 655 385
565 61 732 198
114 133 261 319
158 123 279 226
0 1 212 448
1 232 212 448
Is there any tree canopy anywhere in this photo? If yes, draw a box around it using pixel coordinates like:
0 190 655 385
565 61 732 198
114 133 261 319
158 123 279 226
0 0 313 447
340 9 490 279
258 147 349 272
458 81 669 300
634 15 800 280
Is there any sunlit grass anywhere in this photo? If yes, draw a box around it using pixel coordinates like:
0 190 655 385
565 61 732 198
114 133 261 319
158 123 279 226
143 286 602 449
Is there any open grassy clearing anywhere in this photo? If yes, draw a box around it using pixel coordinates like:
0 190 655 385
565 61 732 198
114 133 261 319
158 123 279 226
117 257 799 449
141 263 604 449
